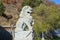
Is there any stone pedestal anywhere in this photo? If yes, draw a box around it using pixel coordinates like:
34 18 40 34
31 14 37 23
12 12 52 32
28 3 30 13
14 31 33 40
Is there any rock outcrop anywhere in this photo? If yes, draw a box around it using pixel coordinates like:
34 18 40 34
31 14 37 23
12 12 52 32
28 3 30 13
0 0 23 27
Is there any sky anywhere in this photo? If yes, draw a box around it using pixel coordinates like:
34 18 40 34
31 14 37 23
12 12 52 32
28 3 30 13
50 0 60 5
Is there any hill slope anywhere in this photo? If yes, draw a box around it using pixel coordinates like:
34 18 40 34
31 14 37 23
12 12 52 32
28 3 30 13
0 0 23 27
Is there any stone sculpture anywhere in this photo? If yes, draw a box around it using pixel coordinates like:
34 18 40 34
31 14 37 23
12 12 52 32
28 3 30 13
15 6 34 40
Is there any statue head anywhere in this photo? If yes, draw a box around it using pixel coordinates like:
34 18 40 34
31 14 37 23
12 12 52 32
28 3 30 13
20 6 32 17
22 6 32 14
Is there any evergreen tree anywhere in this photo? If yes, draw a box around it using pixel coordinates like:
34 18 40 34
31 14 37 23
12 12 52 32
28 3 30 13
0 0 5 16
22 0 43 7
33 3 60 40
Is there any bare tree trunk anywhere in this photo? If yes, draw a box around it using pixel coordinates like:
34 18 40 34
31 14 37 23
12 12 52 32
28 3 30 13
41 32 45 40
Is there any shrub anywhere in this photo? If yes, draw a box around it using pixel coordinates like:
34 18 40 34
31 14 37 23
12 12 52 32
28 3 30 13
0 0 5 15
22 0 43 8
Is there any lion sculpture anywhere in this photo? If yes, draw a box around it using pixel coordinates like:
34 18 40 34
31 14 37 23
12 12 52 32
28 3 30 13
15 6 34 40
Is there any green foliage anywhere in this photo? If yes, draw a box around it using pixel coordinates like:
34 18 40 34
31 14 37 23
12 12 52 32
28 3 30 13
0 0 5 15
22 0 43 7
33 3 60 35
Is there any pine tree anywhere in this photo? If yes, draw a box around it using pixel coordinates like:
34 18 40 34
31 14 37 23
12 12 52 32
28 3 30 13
22 0 43 7
0 0 5 16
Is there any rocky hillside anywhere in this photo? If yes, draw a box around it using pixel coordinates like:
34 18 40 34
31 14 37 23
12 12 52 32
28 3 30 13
0 0 23 27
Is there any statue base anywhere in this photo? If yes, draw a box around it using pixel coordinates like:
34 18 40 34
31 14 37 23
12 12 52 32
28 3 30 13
14 31 33 40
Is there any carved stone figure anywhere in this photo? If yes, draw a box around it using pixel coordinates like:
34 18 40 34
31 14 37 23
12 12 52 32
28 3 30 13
15 6 34 40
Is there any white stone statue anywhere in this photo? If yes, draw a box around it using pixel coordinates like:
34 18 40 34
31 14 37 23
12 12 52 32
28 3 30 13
14 6 34 40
